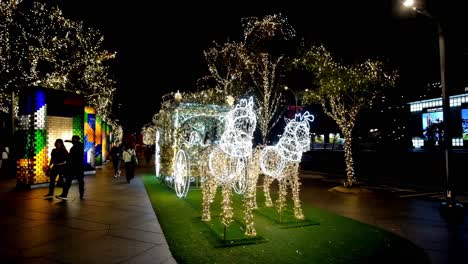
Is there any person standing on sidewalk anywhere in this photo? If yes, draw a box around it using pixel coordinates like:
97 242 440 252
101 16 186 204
122 144 138 183
110 143 122 178
1 143 9 178
57 135 84 200
44 139 68 199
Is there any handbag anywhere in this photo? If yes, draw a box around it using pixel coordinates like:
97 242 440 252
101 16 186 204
131 155 138 165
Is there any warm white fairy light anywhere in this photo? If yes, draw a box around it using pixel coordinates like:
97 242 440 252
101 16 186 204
208 148 237 184
221 181 234 226
263 174 274 207
259 112 313 219
259 146 285 179
203 42 247 98
108 120 123 146
296 45 397 187
226 95 235 106
0 2 116 118
142 124 157 145
289 163 304 219
155 130 160 177
173 149 190 198
200 147 216 222
204 97 260 233
276 177 288 216
240 14 296 144
232 157 248 195
243 147 261 236
260 112 314 180
219 97 256 159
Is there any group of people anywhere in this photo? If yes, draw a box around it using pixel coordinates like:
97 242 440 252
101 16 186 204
43 136 142 200
44 136 84 200
111 143 139 183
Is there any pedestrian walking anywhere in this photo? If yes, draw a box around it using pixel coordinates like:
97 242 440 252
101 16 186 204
122 144 138 183
1 143 9 178
44 139 68 199
111 143 122 178
57 135 84 200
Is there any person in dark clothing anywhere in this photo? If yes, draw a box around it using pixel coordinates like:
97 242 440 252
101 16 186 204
57 135 84 200
122 144 137 183
44 139 69 199
110 144 122 178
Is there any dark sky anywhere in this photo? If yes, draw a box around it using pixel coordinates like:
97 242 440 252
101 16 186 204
54 0 468 132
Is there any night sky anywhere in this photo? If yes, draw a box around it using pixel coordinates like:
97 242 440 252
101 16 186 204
55 0 468 132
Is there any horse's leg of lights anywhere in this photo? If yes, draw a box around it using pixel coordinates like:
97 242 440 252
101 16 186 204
290 163 304 220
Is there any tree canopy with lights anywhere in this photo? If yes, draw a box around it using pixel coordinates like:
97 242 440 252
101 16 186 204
0 1 116 119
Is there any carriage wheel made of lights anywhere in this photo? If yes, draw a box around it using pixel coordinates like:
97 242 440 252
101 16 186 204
173 149 191 198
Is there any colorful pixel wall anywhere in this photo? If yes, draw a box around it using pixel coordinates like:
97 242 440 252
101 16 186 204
102 121 107 162
95 116 102 166
16 89 48 185
84 106 96 170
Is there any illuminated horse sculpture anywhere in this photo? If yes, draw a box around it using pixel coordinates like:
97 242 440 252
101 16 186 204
202 97 260 237
260 111 314 219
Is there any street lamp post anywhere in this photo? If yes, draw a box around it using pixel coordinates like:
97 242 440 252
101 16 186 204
402 0 463 214
284 86 298 113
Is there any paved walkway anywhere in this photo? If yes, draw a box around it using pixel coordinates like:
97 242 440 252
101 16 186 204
300 171 468 264
0 163 175 264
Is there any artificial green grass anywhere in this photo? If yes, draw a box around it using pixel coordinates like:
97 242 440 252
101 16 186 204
254 206 319 229
143 174 430 264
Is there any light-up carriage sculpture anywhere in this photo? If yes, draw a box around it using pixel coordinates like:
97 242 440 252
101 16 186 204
154 102 230 198
260 111 314 220
203 97 260 237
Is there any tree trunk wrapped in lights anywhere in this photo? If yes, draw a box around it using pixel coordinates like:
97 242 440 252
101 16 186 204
342 129 356 187
296 46 397 187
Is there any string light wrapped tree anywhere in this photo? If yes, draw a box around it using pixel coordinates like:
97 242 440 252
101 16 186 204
0 2 117 120
296 46 397 187
239 14 298 206
0 0 22 113
241 13 296 145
